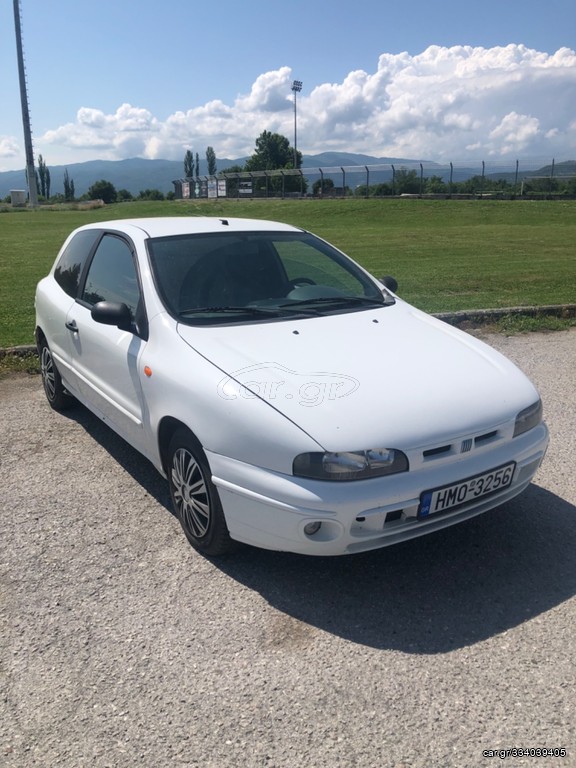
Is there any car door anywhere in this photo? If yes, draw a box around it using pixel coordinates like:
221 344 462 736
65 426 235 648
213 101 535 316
66 232 148 450
40 228 102 397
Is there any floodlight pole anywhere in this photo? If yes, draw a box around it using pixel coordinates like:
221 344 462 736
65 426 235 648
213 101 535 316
291 80 302 169
13 0 38 207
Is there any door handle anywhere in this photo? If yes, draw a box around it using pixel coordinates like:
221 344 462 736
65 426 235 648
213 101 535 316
65 319 78 333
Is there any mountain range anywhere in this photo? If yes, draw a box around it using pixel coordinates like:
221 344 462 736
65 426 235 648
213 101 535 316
1 154 573 199
0 153 420 198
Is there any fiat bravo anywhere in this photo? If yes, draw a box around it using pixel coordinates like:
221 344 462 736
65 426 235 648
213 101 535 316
35 217 548 556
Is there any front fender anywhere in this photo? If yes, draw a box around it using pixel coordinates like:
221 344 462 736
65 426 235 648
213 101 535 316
141 319 323 474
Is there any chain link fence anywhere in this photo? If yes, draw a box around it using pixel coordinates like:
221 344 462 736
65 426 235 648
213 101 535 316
173 159 576 201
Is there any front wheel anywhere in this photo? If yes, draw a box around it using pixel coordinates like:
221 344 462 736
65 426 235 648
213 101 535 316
39 340 73 411
167 428 237 556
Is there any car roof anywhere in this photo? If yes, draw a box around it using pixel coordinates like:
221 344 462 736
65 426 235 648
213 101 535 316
78 217 303 238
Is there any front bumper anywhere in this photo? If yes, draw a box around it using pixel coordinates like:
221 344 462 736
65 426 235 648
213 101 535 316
208 423 549 556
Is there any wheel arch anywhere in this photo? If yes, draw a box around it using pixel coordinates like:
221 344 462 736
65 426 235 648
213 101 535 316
157 416 202 475
161 416 237 556
35 326 47 351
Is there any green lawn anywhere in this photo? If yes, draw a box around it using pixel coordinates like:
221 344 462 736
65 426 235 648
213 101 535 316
1 198 575 347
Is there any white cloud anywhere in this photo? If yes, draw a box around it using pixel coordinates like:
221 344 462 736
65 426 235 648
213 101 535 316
236 67 294 113
43 104 159 156
488 112 541 155
0 136 20 159
32 44 576 166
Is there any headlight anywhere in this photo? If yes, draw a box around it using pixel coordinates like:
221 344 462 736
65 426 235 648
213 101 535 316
293 448 409 481
513 399 543 437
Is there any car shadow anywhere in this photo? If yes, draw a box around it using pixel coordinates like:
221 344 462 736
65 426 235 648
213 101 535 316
63 401 576 654
59 400 173 514
216 484 576 653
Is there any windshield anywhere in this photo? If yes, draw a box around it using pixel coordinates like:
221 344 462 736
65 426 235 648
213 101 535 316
147 230 393 325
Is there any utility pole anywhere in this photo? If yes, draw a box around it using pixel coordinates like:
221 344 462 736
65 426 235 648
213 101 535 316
13 0 38 207
291 80 302 169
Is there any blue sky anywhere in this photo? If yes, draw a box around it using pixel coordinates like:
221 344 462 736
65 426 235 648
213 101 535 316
1 0 575 171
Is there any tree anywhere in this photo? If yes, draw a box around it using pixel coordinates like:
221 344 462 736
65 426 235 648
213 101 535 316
354 182 394 197
312 178 334 196
564 177 576 196
393 169 420 194
521 177 559 197
245 130 300 172
219 164 245 175
184 149 194 178
117 188 133 202
206 146 217 176
37 154 51 198
195 152 200 178
88 179 117 204
458 175 485 194
63 169 75 202
245 131 303 195
425 175 447 194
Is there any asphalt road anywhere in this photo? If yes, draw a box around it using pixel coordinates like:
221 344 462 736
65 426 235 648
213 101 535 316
1 329 575 768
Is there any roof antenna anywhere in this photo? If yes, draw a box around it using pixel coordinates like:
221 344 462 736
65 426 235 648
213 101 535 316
220 218 229 226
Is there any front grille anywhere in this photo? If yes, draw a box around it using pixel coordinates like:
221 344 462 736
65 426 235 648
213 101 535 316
422 428 501 462
475 430 498 445
423 444 452 458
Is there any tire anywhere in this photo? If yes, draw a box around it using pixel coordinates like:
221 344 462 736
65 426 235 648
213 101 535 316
167 428 237 556
39 340 73 411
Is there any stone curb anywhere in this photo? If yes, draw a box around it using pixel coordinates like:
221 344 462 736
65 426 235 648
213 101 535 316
433 303 576 327
1 304 575 359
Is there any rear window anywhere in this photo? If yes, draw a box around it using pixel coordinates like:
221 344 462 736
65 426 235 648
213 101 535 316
54 230 100 297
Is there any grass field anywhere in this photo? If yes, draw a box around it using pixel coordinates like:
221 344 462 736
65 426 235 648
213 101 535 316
1 198 575 348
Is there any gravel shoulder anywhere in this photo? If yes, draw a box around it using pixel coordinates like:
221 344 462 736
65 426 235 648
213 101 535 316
1 329 575 768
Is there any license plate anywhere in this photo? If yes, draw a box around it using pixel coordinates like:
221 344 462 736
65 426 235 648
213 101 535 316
418 462 516 519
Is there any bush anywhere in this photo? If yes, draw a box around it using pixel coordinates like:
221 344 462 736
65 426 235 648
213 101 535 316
137 188 164 201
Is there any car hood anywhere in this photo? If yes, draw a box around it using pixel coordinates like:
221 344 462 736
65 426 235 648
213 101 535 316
176 302 539 451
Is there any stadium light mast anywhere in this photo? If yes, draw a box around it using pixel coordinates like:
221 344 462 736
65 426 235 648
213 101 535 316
291 80 302 169
13 0 38 207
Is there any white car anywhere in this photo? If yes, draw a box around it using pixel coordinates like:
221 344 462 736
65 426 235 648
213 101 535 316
35 217 549 556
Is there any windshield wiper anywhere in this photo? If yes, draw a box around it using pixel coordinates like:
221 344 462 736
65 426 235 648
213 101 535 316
279 295 387 309
180 305 285 316
180 297 388 319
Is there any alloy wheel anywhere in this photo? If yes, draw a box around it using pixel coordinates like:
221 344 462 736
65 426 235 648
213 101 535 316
40 346 56 401
171 448 210 538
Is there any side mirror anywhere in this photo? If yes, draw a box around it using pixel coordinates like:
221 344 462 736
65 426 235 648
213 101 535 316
380 275 398 293
91 301 133 331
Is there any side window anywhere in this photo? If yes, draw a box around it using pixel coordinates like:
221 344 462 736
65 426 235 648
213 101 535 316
82 235 141 319
54 230 100 298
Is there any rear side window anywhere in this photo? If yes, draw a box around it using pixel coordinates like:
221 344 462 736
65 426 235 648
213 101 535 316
54 230 100 297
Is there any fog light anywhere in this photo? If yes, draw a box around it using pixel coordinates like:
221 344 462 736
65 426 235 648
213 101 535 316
303 521 322 536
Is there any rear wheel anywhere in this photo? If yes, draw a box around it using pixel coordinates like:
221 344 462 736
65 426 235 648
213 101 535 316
167 428 237 556
39 340 73 411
